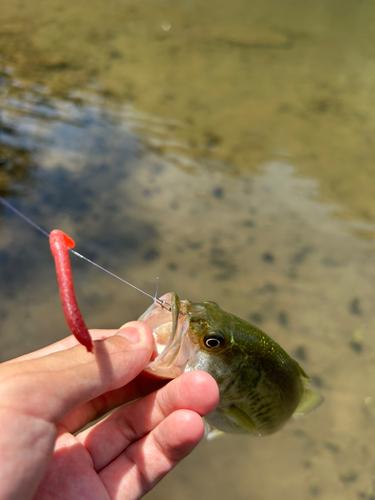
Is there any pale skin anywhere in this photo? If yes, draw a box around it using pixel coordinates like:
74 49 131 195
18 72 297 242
0 321 220 500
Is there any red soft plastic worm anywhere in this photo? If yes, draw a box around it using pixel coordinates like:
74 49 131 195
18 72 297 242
49 229 93 352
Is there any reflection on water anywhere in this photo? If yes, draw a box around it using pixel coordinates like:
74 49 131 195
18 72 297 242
1 71 375 499
2 0 375 221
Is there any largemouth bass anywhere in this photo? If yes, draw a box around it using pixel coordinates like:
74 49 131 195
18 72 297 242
138 292 322 438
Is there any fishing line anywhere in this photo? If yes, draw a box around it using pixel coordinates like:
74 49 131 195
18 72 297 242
69 248 170 310
153 276 159 302
0 196 50 238
0 196 171 311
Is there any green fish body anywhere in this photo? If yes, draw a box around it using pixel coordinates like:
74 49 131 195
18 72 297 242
139 293 322 437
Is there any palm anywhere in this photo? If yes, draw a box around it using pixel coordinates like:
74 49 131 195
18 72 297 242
35 429 106 499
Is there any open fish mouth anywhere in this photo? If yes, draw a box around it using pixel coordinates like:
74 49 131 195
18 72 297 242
138 292 198 378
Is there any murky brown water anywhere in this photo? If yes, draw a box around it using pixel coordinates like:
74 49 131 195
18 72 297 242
1 1 375 499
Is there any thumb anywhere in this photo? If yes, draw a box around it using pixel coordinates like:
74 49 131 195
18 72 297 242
0 321 154 424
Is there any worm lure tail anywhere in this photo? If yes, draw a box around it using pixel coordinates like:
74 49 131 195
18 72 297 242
49 229 93 352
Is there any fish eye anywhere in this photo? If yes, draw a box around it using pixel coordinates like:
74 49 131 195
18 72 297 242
203 332 225 349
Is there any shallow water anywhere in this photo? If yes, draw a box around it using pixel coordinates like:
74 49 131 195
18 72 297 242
1 1 375 499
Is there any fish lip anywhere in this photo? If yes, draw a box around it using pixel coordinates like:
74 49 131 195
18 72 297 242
139 292 193 378
162 292 182 354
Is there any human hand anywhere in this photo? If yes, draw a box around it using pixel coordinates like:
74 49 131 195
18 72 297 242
0 322 219 500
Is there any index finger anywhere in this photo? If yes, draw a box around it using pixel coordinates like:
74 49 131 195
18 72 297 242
0 322 155 425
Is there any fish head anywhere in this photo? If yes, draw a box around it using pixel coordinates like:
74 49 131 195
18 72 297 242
139 292 323 436
183 299 262 398
139 293 247 382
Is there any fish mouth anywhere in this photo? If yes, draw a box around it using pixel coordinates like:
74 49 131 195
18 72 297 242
138 292 198 378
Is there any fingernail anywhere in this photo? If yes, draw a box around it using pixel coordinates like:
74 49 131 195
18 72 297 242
117 327 140 344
